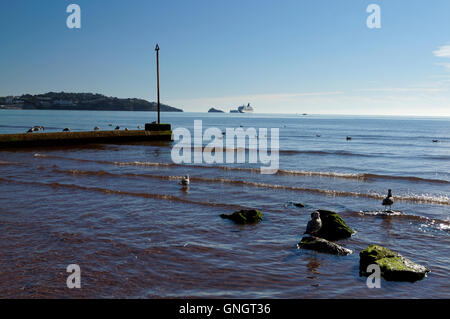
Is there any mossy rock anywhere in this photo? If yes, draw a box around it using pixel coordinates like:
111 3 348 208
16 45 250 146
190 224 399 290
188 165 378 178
359 244 398 267
220 209 263 224
298 236 352 256
315 210 354 240
360 245 430 282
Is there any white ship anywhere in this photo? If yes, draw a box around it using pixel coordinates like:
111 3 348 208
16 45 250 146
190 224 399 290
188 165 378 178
237 103 254 113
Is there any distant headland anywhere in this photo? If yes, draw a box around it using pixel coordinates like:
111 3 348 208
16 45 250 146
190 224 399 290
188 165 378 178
0 92 183 112
208 107 224 113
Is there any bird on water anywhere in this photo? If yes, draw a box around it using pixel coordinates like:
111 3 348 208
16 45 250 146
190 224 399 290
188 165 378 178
180 175 190 186
304 211 322 236
382 189 394 211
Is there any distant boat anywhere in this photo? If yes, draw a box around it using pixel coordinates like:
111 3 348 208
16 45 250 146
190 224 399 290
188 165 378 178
237 103 254 113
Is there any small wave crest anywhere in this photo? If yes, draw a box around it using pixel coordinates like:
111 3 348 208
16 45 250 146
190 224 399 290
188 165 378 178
0 177 248 210
356 210 450 232
33 154 450 185
47 167 450 206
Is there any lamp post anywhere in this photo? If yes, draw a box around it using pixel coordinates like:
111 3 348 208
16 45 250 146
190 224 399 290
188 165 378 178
155 44 160 124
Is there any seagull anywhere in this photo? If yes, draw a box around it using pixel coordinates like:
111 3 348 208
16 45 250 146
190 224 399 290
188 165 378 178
382 189 394 211
180 175 190 186
94 126 100 131
304 211 322 236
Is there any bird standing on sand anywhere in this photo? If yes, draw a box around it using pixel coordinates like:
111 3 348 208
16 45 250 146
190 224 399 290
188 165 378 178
304 211 322 236
382 189 394 210
180 175 190 186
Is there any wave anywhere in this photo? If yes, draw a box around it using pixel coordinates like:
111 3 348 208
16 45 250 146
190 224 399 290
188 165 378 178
172 147 374 157
0 161 16 166
353 210 450 229
0 177 248 210
33 153 450 184
361 173 450 185
290 150 373 157
49 168 450 206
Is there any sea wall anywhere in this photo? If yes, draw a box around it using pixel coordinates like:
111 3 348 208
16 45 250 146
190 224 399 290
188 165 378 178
0 128 172 148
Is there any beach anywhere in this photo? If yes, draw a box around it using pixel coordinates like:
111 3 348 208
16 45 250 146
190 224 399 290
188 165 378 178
0 110 449 298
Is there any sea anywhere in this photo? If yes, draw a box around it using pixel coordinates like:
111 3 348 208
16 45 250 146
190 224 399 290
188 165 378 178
0 110 449 298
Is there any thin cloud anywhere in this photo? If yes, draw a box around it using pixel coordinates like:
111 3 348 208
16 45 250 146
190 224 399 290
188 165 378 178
358 87 445 93
433 45 450 58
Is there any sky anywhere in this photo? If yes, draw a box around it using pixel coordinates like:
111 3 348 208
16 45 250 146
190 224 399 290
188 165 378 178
0 0 450 116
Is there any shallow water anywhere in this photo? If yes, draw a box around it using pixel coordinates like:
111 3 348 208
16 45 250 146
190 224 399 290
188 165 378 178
0 110 449 298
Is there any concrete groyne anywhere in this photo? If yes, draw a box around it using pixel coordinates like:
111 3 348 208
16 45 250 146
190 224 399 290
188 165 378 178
0 125 172 148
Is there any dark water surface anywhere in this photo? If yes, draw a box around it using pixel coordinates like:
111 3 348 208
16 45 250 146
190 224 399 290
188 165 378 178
0 110 449 298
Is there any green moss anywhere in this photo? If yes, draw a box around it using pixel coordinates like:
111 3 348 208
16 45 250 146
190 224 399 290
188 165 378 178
359 244 430 282
300 237 314 244
220 209 263 224
360 244 398 267
376 257 410 272
315 210 354 240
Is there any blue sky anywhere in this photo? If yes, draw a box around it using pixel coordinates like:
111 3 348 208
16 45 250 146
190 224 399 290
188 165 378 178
1 0 449 115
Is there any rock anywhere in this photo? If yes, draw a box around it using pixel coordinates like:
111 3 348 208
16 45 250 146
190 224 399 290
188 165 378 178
208 107 224 113
62 128 70 132
94 126 100 131
286 201 305 208
220 209 263 224
314 210 354 241
360 245 430 282
298 236 352 256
